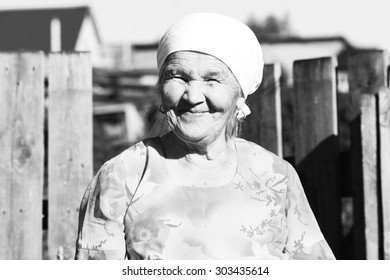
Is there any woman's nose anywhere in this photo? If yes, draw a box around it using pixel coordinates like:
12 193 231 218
182 81 206 104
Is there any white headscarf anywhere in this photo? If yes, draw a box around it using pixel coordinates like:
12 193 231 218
157 12 264 118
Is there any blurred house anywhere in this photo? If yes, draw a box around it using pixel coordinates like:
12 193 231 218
131 43 159 70
98 43 159 70
0 6 104 66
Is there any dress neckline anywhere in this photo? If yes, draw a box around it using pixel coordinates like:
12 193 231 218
155 136 240 190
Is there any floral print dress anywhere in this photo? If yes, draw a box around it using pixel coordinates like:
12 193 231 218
75 138 335 260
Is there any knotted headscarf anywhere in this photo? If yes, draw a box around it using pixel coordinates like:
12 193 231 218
157 12 264 118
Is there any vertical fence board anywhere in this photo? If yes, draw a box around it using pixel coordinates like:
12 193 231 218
48 52 93 260
349 51 388 121
243 63 283 156
379 89 390 259
293 57 341 257
348 50 388 259
0 52 44 259
361 94 379 259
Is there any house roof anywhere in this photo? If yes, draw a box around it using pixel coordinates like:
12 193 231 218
0 6 101 52
261 36 358 70
132 43 159 51
132 36 354 49
259 35 353 47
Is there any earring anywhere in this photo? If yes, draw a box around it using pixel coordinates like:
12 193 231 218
236 108 247 121
236 97 251 121
159 104 166 114
236 97 246 121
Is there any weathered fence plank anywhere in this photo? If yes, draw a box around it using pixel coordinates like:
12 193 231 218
349 51 388 120
379 89 390 260
348 50 388 259
293 57 341 257
48 52 93 260
360 94 379 259
243 63 282 156
0 52 44 259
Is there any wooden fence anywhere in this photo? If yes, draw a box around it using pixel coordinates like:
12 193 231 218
244 50 390 260
1 50 389 259
0 51 92 260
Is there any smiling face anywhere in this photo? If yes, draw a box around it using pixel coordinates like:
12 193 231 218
159 51 241 144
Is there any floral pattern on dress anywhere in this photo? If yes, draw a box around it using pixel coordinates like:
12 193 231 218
127 216 167 260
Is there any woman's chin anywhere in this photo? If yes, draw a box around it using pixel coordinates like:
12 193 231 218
173 128 214 144
175 131 208 143
169 117 226 144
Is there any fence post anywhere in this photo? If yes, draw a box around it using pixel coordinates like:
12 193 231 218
360 94 379 259
48 52 93 260
0 52 45 259
242 63 282 156
348 50 388 259
378 89 390 259
293 57 341 258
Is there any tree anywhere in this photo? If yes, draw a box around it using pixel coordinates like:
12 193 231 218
247 14 292 40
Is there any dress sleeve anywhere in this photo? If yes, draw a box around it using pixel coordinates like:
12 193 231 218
75 143 147 260
284 163 336 260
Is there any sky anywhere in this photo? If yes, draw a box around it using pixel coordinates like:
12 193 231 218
0 0 389 50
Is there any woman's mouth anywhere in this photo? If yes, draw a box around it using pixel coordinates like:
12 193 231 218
177 109 209 115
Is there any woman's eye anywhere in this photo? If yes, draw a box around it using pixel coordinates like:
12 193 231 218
206 78 219 83
172 76 187 82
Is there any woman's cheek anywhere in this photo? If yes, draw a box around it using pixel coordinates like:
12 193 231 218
161 81 184 107
206 87 237 113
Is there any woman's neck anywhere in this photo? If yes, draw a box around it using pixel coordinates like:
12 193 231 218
160 132 238 186
162 131 234 164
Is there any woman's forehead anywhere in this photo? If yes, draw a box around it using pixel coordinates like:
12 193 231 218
163 51 231 75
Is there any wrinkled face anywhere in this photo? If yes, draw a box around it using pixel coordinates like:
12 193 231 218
159 51 240 144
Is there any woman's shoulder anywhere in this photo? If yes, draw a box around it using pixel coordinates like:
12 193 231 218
112 141 147 163
98 140 149 179
234 137 282 161
234 137 290 176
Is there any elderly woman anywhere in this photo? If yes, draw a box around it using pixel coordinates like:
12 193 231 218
75 13 335 260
